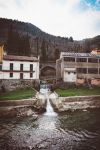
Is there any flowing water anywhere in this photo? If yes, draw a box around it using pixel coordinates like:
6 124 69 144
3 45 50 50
44 94 57 116
0 97 100 150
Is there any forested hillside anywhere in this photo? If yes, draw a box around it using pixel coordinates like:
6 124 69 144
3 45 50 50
0 18 100 61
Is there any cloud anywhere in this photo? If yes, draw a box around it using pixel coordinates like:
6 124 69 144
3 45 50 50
0 0 100 40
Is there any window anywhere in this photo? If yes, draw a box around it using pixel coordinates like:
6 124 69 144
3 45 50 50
30 73 33 78
20 73 23 79
20 64 23 71
0 65 2 71
88 68 98 74
76 58 87 62
88 58 98 63
10 73 13 77
10 63 13 70
30 64 33 71
77 68 87 74
64 57 75 62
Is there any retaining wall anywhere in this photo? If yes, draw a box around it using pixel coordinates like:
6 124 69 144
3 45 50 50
0 79 39 91
50 95 100 112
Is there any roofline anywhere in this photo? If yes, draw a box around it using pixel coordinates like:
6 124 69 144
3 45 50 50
3 55 39 62
3 58 39 62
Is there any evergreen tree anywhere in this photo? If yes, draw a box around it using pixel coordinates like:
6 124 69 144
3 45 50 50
41 39 47 62
55 48 60 60
23 34 31 56
69 36 74 42
7 26 31 56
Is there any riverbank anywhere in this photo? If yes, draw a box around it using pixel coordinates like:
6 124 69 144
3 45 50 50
55 87 100 97
0 87 100 101
0 87 100 117
0 98 46 118
50 95 100 113
0 88 36 100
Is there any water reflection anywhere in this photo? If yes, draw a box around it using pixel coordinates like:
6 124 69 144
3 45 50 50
59 109 100 132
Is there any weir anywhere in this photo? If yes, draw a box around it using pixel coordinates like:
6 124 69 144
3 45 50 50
39 82 57 116
36 82 58 130
44 94 57 116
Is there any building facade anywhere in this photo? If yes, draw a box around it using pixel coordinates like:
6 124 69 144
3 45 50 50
0 55 39 80
91 49 100 55
56 52 100 84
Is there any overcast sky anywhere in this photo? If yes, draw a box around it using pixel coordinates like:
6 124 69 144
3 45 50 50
0 0 100 40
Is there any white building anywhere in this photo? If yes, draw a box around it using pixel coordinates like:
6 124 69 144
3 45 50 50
63 68 76 82
0 55 39 80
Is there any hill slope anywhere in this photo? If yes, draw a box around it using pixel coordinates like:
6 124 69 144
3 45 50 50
0 18 100 61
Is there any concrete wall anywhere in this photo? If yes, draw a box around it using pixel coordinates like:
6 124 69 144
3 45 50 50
50 95 100 112
63 70 76 82
77 74 100 79
56 59 62 79
64 62 100 69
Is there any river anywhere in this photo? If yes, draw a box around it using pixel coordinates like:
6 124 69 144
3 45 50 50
0 99 100 150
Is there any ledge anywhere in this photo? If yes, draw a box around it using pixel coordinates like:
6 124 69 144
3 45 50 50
50 95 100 113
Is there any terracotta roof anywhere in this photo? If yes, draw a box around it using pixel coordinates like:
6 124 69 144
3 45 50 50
3 55 38 62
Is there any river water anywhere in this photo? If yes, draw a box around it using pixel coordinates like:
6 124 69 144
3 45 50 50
0 99 100 150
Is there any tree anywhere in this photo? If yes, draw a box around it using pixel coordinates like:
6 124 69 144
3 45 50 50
7 25 31 56
69 36 74 42
23 34 31 56
41 39 47 62
55 48 60 60
35 37 39 56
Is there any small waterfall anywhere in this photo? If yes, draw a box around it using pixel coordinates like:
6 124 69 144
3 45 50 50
39 82 57 116
44 94 57 116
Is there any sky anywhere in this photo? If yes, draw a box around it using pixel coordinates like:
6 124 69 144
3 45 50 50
0 0 100 40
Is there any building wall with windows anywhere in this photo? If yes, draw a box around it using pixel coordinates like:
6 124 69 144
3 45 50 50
0 55 39 80
56 52 100 83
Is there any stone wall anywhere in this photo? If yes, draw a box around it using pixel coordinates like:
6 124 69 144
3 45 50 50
76 78 100 87
76 78 85 86
0 79 40 92
50 95 100 112
91 79 100 86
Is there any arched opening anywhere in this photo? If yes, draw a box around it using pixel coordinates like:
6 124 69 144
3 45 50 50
40 66 56 78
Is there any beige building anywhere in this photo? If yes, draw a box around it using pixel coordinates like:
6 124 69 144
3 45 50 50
91 49 100 55
56 52 100 84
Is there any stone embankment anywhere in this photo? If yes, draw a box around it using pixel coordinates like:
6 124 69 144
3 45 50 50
50 95 100 112
0 98 46 118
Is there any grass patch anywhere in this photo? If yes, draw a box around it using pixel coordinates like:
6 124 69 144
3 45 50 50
0 88 36 100
55 87 100 97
